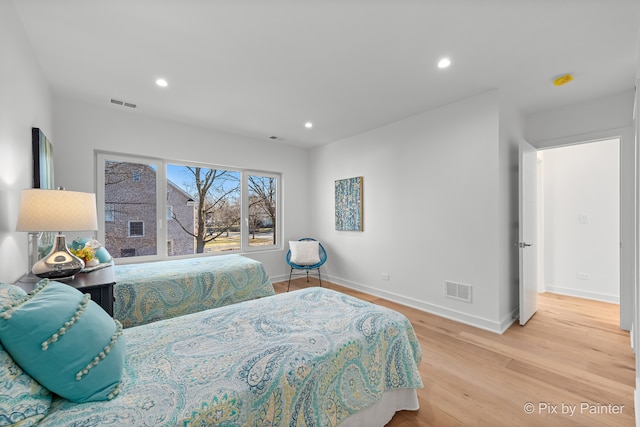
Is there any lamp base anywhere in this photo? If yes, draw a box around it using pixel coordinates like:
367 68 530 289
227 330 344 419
32 234 83 280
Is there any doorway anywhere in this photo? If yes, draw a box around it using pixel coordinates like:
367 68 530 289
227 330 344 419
537 139 621 311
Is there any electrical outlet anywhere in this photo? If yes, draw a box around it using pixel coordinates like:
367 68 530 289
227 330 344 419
577 272 591 280
381 273 390 281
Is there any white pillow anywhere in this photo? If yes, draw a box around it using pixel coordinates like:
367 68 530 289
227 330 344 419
289 240 320 266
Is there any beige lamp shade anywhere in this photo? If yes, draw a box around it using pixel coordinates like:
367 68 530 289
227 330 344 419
16 189 98 232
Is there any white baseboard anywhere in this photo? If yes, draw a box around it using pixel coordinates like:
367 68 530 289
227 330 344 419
633 389 640 427
270 274 290 284
325 275 514 334
544 284 619 304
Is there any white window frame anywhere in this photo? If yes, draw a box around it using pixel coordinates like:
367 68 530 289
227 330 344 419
243 170 280 251
96 152 281 264
96 152 164 264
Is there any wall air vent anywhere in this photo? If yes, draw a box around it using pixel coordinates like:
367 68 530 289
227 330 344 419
110 98 137 109
445 281 472 303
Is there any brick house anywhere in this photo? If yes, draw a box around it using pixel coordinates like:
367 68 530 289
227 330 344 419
104 162 195 258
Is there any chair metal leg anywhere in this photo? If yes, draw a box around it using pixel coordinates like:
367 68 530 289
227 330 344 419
287 267 294 291
287 267 323 290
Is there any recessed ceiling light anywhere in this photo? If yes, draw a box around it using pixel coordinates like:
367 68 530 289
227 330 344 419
437 58 451 69
156 78 168 87
305 122 313 128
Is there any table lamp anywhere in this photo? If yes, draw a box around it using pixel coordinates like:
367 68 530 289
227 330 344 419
16 188 98 280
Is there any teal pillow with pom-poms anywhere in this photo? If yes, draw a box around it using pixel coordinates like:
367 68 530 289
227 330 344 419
0 284 52 426
0 280 124 403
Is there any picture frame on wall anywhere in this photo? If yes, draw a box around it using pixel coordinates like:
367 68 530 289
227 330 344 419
31 127 56 261
32 127 55 190
335 176 363 231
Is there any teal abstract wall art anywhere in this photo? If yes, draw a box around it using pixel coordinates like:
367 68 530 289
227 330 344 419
335 176 363 231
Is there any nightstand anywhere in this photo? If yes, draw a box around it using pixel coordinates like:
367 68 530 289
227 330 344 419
14 265 116 316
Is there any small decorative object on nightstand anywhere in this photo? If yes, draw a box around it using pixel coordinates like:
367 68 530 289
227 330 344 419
15 264 116 316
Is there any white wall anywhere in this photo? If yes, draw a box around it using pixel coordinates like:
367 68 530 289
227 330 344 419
541 140 620 302
526 91 634 144
51 96 310 279
309 91 518 332
524 90 634 329
0 0 53 283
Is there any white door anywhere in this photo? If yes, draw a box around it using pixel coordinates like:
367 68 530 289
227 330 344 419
519 140 538 325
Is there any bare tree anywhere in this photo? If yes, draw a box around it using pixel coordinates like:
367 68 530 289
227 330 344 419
172 167 240 253
248 175 277 245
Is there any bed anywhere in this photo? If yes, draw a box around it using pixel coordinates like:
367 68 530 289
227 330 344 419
113 254 275 327
1 283 423 427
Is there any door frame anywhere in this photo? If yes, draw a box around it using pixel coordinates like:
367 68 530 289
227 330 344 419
531 127 633 330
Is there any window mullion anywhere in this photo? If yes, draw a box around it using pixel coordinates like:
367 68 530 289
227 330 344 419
156 161 168 259
240 171 248 252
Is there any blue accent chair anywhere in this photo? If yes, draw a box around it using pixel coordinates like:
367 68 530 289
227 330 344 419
286 238 327 291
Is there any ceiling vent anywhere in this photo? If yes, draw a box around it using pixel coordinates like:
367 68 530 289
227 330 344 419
110 98 137 109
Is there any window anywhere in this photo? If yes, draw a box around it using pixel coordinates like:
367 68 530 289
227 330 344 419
128 221 144 237
97 153 280 263
98 156 158 260
248 174 277 247
105 203 115 222
166 163 241 255
120 248 136 257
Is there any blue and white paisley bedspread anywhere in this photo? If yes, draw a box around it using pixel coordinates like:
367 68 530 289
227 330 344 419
113 255 275 328
38 287 423 427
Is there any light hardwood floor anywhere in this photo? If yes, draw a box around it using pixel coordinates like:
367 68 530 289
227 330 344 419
274 278 635 427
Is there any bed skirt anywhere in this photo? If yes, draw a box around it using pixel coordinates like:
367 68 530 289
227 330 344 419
338 388 419 427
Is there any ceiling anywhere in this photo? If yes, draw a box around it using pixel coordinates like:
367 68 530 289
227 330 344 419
13 0 640 148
